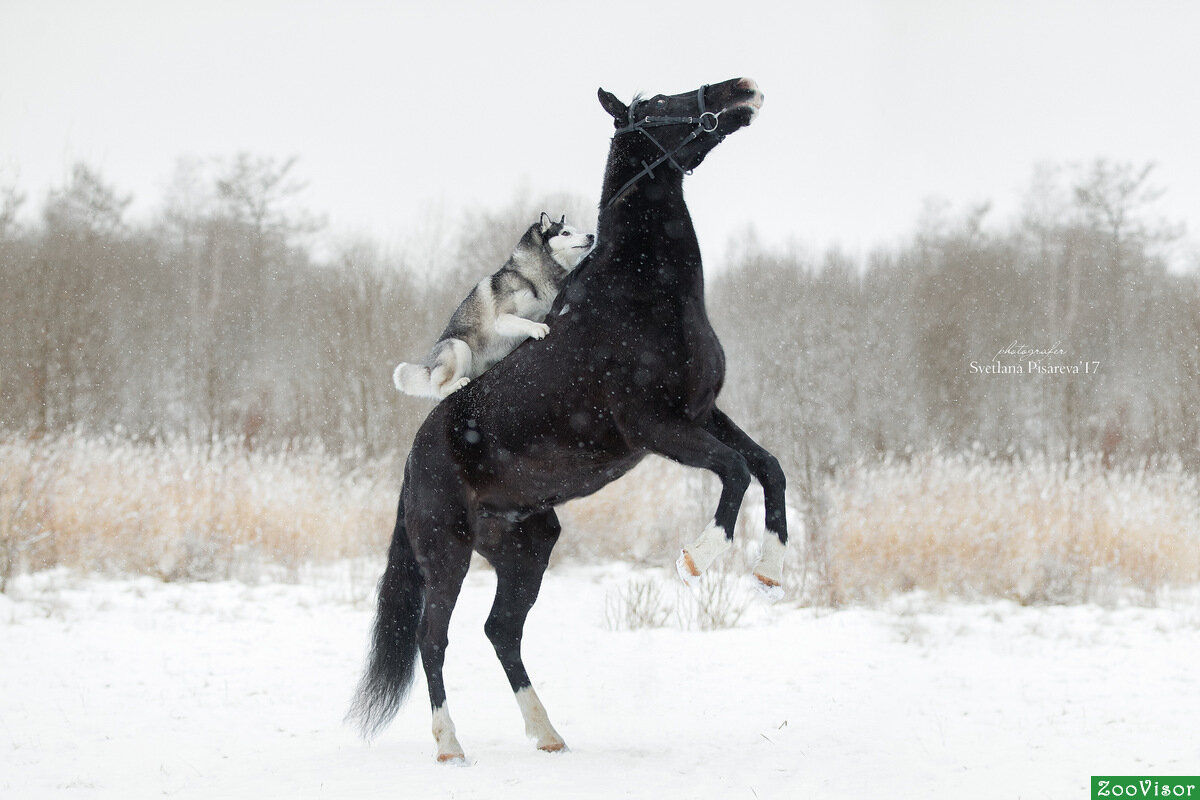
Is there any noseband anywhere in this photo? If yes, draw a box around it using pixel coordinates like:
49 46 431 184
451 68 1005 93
604 85 724 209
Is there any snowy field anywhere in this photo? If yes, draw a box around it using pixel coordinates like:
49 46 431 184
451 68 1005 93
2 562 1198 799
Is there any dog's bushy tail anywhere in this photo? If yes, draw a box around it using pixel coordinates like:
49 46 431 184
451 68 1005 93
393 362 435 398
346 494 425 740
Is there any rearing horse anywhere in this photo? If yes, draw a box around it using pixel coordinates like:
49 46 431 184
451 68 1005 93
348 77 788 763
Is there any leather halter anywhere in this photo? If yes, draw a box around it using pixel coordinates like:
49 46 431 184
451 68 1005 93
604 85 724 209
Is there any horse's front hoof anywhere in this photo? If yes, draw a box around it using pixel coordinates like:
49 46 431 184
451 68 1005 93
676 550 701 587
437 752 468 765
538 741 568 753
752 572 784 602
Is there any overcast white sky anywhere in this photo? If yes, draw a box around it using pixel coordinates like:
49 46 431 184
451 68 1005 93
2 0 1198 268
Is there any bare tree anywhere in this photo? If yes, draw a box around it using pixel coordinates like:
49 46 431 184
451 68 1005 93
0 180 24 240
21 164 135 432
43 163 131 239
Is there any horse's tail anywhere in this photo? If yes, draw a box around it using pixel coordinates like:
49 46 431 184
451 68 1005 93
347 493 425 740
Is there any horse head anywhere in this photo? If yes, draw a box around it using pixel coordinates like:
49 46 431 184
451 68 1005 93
597 78 764 204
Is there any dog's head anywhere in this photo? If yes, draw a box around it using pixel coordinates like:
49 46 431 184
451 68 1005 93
537 212 595 270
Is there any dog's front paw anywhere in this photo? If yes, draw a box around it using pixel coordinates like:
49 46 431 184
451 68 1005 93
528 322 550 340
439 377 470 398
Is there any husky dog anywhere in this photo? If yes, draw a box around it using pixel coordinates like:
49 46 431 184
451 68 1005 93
393 213 595 400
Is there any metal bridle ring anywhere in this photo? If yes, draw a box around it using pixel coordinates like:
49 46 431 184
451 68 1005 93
699 111 720 133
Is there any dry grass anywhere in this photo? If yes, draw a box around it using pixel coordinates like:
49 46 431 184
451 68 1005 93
557 453 1200 606
602 569 754 632
0 434 395 587
555 457 719 564
825 454 1200 605
3 436 1198 606
602 575 673 631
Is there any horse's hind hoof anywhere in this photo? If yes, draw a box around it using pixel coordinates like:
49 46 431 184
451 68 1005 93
676 550 701 587
437 752 468 765
539 742 568 754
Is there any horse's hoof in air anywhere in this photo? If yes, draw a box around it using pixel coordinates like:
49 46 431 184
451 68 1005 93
538 741 568 753
676 550 701 587
752 572 784 602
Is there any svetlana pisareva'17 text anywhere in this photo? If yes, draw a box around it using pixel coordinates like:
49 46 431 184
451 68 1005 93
968 360 1101 375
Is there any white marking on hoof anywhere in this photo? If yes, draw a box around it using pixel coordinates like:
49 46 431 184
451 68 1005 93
753 533 786 589
515 687 566 753
753 575 785 603
432 704 466 764
677 523 730 587
676 550 701 587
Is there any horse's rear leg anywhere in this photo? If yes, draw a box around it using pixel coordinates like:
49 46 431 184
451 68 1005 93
707 408 789 595
478 510 567 753
413 514 473 763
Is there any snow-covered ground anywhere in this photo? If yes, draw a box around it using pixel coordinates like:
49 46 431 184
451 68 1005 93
2 563 1197 799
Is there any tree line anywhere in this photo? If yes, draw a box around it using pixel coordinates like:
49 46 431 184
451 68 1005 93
709 160 1200 480
1 155 1196 480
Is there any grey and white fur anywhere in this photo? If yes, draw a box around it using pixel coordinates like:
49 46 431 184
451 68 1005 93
393 213 595 400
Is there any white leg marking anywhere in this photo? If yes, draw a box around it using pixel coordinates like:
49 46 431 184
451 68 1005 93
676 523 731 587
431 704 466 763
753 533 787 601
515 686 567 752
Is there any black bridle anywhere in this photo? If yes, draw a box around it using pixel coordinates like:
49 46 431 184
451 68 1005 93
604 85 725 209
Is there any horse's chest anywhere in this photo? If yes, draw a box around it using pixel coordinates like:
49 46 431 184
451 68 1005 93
680 316 725 414
625 303 725 416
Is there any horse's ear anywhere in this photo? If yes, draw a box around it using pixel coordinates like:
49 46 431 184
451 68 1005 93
539 212 553 234
597 88 628 121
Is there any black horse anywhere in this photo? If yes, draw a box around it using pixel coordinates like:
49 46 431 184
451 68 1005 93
348 77 788 762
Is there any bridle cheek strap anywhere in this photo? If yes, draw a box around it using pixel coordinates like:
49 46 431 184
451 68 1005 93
605 84 723 209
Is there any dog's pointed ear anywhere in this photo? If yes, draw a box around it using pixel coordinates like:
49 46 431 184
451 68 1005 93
559 214 566 225
539 212 553 234
598 88 628 122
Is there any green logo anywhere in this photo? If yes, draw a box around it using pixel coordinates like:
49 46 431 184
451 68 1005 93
1092 777 1200 798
